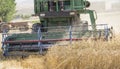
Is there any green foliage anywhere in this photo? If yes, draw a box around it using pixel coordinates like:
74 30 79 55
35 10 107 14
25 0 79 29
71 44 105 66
0 0 16 22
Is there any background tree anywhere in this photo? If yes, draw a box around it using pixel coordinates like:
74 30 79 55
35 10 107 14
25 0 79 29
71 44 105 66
0 0 16 22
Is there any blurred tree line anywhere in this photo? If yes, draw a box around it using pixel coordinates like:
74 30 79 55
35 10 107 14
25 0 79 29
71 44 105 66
0 0 16 22
13 14 31 20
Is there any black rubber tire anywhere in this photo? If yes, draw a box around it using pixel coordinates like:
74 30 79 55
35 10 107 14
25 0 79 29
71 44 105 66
84 1 90 8
32 23 41 32
0 24 10 33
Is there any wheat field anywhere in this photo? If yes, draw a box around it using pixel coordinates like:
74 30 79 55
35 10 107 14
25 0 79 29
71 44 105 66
0 35 120 69
0 12 120 69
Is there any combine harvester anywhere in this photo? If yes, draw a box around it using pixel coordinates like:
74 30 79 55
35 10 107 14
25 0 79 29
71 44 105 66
1 0 112 56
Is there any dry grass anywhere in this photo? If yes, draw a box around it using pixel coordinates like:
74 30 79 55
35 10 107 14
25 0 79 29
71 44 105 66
0 36 120 69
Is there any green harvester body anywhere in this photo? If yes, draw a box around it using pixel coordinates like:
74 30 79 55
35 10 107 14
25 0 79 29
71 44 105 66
34 0 96 30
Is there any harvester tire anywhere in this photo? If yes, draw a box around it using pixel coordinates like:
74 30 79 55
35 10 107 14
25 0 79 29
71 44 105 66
32 23 41 32
84 1 90 8
108 26 114 40
0 24 10 33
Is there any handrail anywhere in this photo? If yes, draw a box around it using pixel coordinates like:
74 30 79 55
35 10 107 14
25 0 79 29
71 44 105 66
3 38 99 44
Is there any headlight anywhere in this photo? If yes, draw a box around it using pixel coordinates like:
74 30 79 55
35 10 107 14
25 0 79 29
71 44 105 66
70 12 75 15
40 14 45 17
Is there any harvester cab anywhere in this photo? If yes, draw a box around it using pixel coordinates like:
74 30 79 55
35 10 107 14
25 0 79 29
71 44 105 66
1 0 111 56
